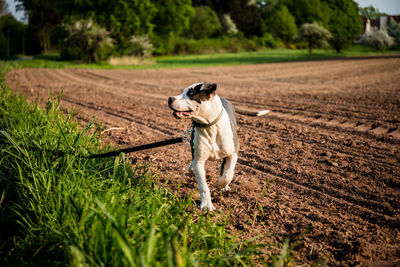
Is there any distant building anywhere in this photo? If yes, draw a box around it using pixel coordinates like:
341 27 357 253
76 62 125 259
361 15 400 33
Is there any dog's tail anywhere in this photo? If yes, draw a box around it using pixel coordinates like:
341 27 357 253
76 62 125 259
235 107 270 116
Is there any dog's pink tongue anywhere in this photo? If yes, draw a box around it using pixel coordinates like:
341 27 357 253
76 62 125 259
173 111 185 118
176 111 191 117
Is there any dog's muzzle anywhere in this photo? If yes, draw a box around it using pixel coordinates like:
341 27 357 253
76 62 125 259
168 97 193 119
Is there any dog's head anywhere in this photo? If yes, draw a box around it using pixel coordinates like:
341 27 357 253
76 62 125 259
168 82 218 121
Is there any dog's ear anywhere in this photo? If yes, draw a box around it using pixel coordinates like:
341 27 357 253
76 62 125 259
193 83 203 91
189 82 217 102
201 82 217 96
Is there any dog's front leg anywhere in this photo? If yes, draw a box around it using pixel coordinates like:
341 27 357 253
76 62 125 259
193 160 215 211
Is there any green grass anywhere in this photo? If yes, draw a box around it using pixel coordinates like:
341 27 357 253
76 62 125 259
0 83 297 266
155 46 398 67
1 47 399 79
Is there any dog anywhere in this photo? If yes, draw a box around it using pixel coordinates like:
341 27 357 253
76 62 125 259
168 82 269 211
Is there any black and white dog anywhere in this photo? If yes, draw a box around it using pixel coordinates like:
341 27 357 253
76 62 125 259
168 82 269 211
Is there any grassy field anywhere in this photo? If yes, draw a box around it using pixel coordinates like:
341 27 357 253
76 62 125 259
1 47 399 78
154 46 399 67
0 82 295 265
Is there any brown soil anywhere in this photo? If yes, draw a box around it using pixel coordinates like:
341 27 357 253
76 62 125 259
6 57 400 266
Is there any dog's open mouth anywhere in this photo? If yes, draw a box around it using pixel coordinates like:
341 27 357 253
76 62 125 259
171 109 193 119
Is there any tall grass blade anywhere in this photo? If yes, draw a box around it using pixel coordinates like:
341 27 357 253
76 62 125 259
0 130 29 159
73 121 94 148
94 198 135 266
69 245 88 267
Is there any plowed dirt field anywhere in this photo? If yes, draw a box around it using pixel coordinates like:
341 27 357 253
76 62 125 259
6 57 400 266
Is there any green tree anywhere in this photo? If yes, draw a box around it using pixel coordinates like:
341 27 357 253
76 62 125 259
322 0 362 53
387 20 400 49
284 0 331 27
297 22 332 54
192 0 230 16
266 5 297 43
0 14 26 58
360 5 380 20
16 0 60 53
229 0 265 36
100 1 155 54
187 6 221 39
152 0 194 37
151 0 195 54
56 0 155 55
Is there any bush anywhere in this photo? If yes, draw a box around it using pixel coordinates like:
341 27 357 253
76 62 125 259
360 28 395 51
257 33 280 48
129 35 153 58
173 38 201 54
297 22 332 54
172 36 264 55
221 14 239 36
387 21 400 49
61 18 114 62
152 32 178 55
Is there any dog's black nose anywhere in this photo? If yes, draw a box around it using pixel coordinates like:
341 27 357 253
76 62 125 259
168 97 174 107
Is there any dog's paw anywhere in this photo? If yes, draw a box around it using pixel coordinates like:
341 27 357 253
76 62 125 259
200 201 216 212
216 179 227 188
216 179 231 192
221 185 231 192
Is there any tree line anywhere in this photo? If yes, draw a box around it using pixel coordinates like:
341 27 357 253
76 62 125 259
1 0 365 60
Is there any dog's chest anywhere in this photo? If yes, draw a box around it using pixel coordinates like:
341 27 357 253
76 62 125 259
192 123 236 160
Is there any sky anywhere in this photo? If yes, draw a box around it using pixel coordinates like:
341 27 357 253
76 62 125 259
5 0 25 22
356 0 400 15
5 0 400 22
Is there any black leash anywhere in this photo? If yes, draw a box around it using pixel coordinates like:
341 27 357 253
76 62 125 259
87 127 193 159
88 137 183 158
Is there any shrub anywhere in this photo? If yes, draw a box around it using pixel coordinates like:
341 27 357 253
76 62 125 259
129 35 153 58
360 28 395 51
152 32 178 55
297 22 332 54
172 36 264 55
173 38 201 54
387 21 400 49
257 33 280 48
61 18 114 62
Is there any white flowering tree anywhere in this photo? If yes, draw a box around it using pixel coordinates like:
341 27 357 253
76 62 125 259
360 28 394 51
297 22 332 54
63 19 114 62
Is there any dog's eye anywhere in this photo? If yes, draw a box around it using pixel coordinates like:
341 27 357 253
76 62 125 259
187 89 194 97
